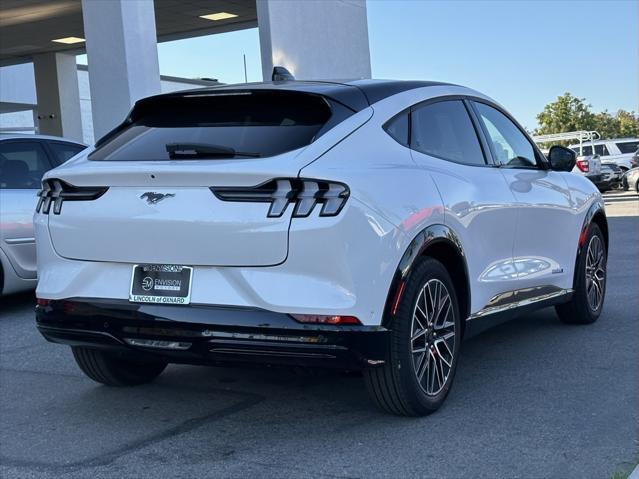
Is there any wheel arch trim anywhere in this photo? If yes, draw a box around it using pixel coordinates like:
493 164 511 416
574 200 608 289
382 224 470 327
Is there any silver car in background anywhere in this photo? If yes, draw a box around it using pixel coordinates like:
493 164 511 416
0 134 86 295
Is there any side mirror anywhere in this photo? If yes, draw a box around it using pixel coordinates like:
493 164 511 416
548 145 576 172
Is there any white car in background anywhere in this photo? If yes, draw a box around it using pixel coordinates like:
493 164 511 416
0 134 86 295
34 80 608 416
569 138 639 171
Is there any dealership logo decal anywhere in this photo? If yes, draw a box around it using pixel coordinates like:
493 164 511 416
142 277 154 291
140 192 175 204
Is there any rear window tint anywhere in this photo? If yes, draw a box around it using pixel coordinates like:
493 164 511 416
617 141 639 154
90 91 340 161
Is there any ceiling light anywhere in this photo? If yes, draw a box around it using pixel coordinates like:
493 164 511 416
51 36 85 44
199 12 238 21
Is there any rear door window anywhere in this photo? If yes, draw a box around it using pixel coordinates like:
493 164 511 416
0 141 53 189
90 91 340 161
410 100 486 166
617 141 639 154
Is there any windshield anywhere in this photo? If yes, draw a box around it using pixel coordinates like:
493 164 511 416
89 91 338 161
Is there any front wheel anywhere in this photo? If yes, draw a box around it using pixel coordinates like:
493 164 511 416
364 257 462 416
555 223 607 324
72 347 167 386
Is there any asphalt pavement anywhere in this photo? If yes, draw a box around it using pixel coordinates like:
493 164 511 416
1 215 637 479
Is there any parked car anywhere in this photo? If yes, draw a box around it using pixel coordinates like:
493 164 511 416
600 163 623 190
0 134 86 295
572 153 602 188
34 80 608 416
622 167 639 193
569 138 639 171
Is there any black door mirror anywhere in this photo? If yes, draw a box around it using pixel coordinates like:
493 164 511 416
548 145 576 172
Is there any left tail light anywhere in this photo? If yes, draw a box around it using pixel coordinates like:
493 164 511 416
211 178 349 218
576 159 589 173
36 179 108 215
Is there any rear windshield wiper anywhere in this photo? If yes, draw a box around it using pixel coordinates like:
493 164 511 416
166 143 260 159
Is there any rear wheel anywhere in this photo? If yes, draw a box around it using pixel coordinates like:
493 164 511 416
72 347 167 386
364 258 462 416
555 224 606 324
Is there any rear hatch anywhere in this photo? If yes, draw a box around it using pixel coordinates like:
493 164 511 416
44 89 360 266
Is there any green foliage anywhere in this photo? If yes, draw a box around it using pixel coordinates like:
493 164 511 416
535 93 639 141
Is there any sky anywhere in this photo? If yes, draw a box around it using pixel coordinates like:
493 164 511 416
79 0 638 130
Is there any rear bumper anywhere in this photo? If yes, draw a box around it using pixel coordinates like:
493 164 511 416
586 174 603 184
36 299 389 369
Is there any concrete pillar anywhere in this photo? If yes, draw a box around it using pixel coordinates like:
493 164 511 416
81 0 160 140
32 53 83 142
257 0 371 81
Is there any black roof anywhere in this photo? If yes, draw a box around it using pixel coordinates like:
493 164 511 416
163 79 452 112
95 80 452 148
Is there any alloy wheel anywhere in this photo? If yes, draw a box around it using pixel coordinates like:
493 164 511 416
410 279 456 396
585 235 606 312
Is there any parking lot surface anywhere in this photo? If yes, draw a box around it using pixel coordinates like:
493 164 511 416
1 216 637 479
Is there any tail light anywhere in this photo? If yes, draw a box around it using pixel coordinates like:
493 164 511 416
211 178 349 218
291 314 361 325
36 298 51 307
37 179 108 215
576 159 589 173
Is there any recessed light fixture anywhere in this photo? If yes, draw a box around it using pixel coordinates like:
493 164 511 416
52 36 85 44
199 12 238 21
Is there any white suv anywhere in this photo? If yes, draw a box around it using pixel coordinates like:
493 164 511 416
569 138 639 171
34 81 608 416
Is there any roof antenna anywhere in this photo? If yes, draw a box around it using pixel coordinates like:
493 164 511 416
272 66 295 81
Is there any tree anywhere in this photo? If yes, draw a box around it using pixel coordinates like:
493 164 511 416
535 93 596 136
535 93 639 140
616 109 639 138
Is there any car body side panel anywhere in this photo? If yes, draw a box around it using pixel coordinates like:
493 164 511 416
416 156 519 313
0 189 38 279
498 169 581 291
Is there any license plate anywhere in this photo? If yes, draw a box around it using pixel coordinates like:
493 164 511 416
129 264 193 305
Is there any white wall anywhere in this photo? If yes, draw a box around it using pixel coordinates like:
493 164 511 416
1 64 214 144
0 63 36 106
257 0 371 80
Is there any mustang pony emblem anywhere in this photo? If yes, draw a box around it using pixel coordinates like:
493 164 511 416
140 192 175 204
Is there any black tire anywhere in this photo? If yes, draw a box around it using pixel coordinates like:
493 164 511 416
555 223 607 324
364 257 462 416
72 347 167 386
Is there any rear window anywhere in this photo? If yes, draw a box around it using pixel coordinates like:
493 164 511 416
90 91 342 161
617 141 639 154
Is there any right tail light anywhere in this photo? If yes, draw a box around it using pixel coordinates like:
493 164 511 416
211 178 349 218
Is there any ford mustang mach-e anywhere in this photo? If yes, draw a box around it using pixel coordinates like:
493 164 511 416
34 80 608 416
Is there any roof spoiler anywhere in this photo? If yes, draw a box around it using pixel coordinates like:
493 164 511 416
272 66 295 82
